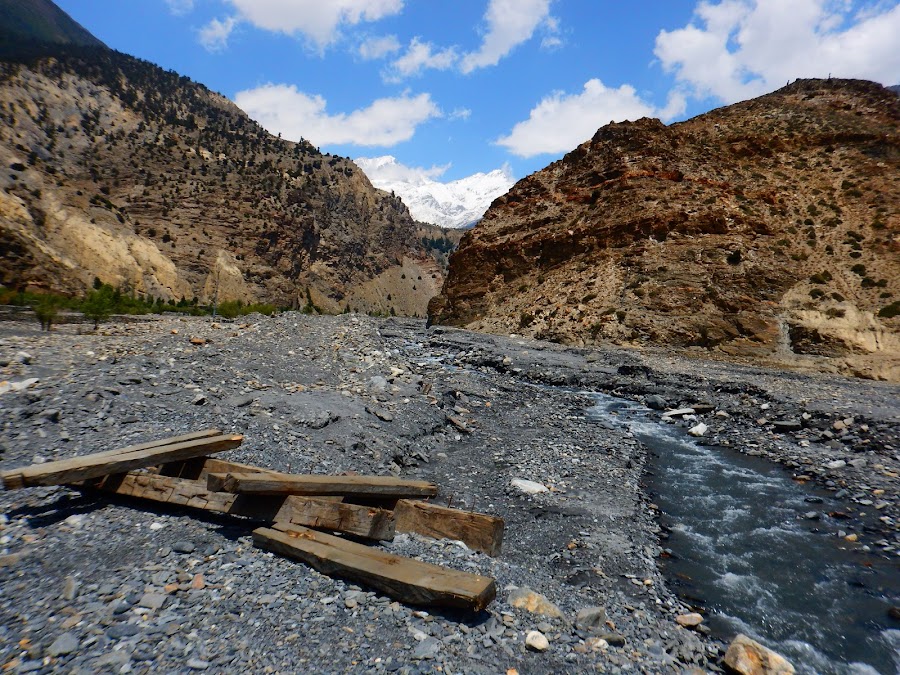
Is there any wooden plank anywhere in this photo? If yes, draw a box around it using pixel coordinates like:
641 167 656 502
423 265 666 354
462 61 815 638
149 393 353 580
207 472 438 498
254 523 496 611
394 500 504 557
0 434 243 490
158 456 280 481
81 472 394 540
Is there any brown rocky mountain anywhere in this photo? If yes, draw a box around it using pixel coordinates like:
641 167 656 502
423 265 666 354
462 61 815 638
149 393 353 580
430 79 900 380
0 40 455 315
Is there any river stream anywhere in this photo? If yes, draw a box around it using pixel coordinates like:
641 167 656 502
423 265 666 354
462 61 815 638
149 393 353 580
585 393 900 675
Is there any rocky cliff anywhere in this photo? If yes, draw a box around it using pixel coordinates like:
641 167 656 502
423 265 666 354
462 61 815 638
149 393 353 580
429 79 900 379
0 41 450 315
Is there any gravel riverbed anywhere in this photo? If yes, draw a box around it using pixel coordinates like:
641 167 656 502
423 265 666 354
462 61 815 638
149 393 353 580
0 313 897 674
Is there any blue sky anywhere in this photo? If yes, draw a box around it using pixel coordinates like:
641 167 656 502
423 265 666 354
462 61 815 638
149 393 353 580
56 1 900 185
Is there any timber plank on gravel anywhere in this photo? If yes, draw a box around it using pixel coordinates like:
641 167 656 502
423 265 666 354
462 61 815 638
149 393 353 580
80 472 395 540
206 472 438 498
254 523 496 611
157 456 282 481
394 499 505 557
0 432 242 490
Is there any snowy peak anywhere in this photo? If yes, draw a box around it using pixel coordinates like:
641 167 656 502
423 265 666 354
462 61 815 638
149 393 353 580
355 156 515 229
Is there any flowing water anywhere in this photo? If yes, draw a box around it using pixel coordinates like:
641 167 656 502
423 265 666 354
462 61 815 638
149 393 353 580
585 393 900 675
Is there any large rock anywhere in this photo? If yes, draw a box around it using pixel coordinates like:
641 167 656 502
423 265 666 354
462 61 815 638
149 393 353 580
723 634 795 675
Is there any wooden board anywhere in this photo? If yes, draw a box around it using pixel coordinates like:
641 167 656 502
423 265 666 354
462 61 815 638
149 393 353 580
80 472 394 540
254 523 496 611
158 456 280 481
207 472 438 498
394 500 504 557
0 433 242 490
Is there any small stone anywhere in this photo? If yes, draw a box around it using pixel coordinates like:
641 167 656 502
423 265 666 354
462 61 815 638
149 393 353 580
508 587 564 619
825 460 846 470
662 408 695 419
47 632 79 656
574 606 607 632
344 597 357 609
511 479 549 495
191 393 207 406
644 395 667 410
187 658 210 670
191 574 205 590
412 637 441 660
676 613 704 628
15 351 33 365
172 540 195 554
723 634 795 674
62 576 79 601
525 631 550 652
688 422 708 437
139 593 167 610
599 633 626 647
107 624 140 639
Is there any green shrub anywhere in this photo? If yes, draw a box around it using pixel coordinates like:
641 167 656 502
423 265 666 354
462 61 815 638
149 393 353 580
878 301 900 319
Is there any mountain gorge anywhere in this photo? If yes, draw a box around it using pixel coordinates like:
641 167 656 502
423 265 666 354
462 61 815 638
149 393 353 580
430 79 900 380
0 37 453 315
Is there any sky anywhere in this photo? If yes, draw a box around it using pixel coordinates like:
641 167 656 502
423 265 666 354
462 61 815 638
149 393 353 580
55 0 900 188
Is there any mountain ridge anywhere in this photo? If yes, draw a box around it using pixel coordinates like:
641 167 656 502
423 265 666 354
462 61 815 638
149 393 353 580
0 38 451 315
0 0 105 49
430 78 900 380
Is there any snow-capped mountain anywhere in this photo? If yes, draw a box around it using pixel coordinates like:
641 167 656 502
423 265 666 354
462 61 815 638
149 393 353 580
355 156 515 229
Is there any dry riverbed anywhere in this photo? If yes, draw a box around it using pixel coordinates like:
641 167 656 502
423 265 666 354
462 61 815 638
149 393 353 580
0 313 897 674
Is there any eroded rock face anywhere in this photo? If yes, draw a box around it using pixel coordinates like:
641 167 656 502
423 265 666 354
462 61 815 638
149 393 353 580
0 45 448 316
430 79 900 379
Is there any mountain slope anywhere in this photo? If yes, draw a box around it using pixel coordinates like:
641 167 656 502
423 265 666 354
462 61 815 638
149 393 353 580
355 156 515 229
430 79 900 379
0 0 105 48
0 42 449 315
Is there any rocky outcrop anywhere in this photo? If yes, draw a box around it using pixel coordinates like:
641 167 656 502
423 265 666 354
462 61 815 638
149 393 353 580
723 634 795 675
0 42 449 316
430 79 900 379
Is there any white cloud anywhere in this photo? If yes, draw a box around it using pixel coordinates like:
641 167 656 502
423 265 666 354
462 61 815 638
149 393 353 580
224 0 404 49
655 0 900 103
164 0 194 15
496 79 685 158
234 84 441 147
387 38 458 80
358 34 401 60
199 16 238 52
449 107 471 120
460 0 554 73
355 155 450 184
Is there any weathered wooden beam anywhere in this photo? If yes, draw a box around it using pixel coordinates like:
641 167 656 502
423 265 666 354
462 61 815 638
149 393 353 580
158 456 280 481
81 472 394 540
207 472 438 499
1 433 243 490
254 523 496 611
394 500 504 557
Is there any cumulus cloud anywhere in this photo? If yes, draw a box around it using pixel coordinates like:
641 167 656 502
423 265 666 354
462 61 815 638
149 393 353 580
234 84 441 147
496 79 685 158
199 16 238 52
387 38 458 80
460 0 555 73
354 155 450 184
164 0 194 16
358 34 401 59
224 0 404 49
655 0 900 103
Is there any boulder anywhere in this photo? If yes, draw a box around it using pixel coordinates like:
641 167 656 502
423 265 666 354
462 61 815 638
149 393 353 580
723 634 795 675
507 587 564 619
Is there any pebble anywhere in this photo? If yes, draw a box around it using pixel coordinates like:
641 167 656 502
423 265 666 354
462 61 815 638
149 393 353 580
47 632 79 656
172 540 195 554
525 631 550 652
510 479 549 495
507 588 564 619
676 613 704 628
